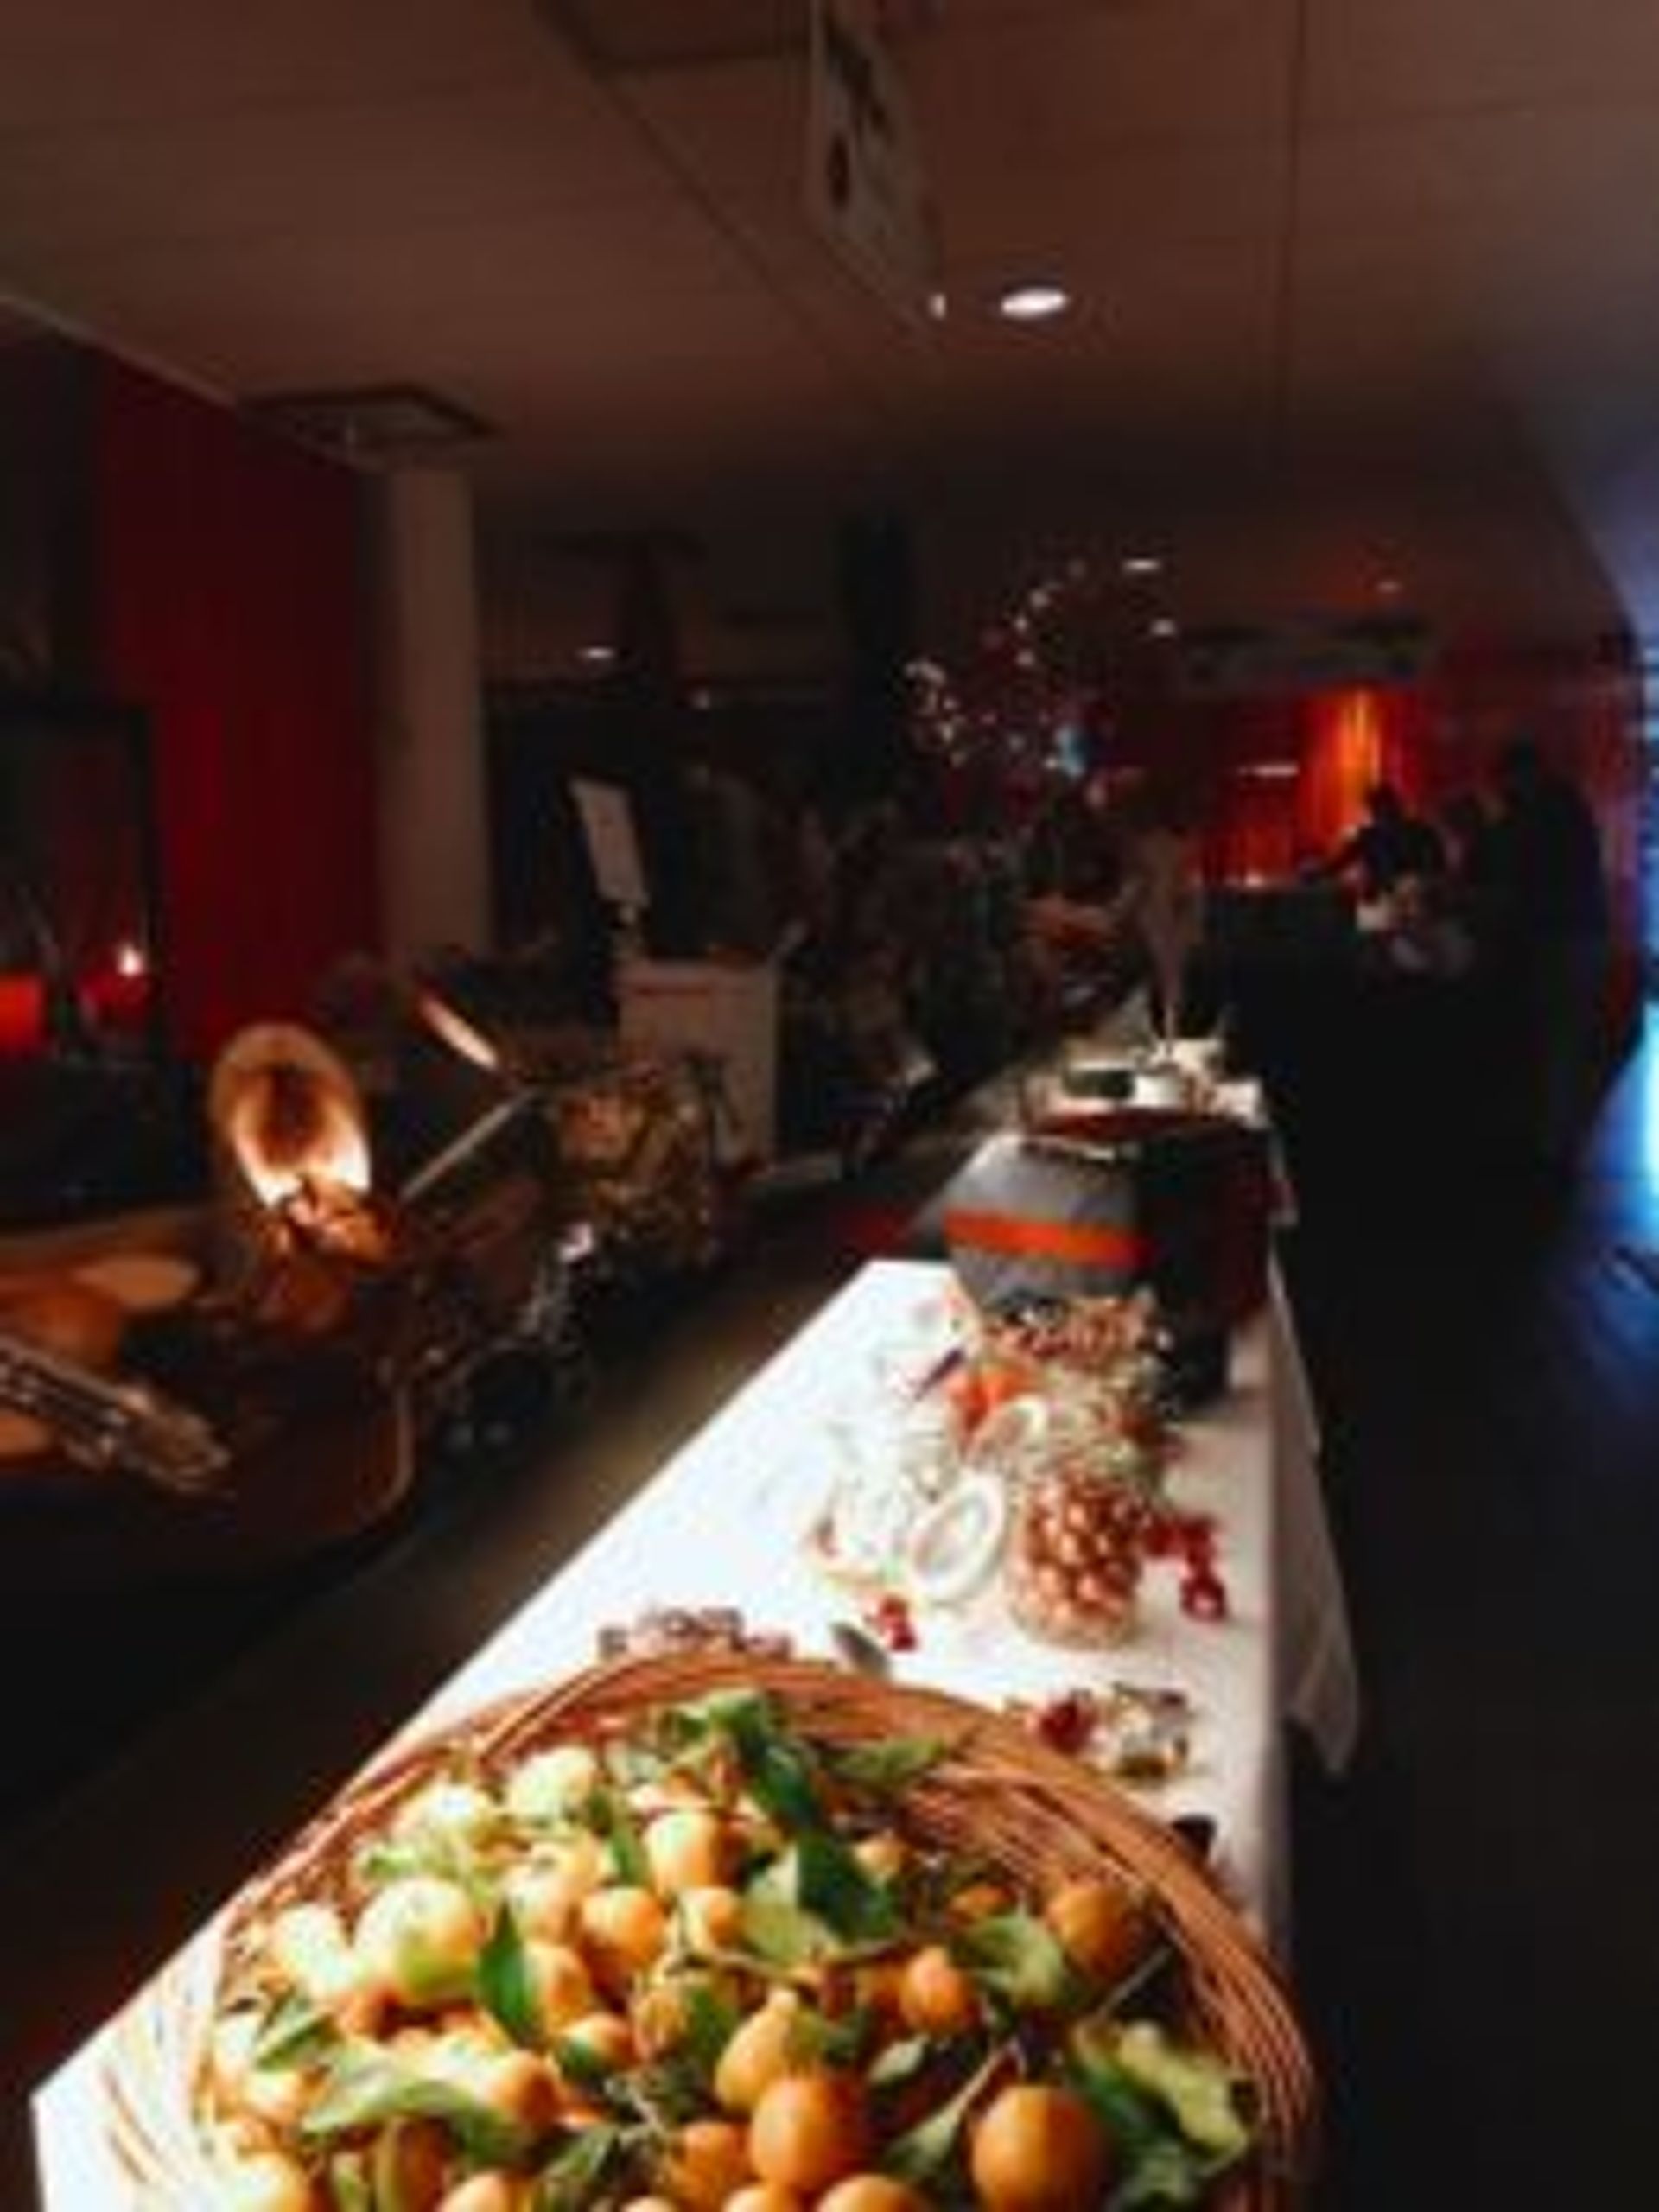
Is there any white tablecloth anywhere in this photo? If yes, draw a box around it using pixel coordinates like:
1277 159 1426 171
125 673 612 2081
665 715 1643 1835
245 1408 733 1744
33 1257 1357 2207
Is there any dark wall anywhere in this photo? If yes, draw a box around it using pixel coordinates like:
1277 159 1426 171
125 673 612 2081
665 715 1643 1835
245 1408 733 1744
830 510 918 816
486 680 834 1001
0 338 96 685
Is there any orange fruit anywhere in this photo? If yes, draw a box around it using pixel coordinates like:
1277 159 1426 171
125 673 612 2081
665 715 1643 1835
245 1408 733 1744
747 2070 872 2196
1042 1878 1154 1986
969 2083 1115 2212
897 1946 981 2036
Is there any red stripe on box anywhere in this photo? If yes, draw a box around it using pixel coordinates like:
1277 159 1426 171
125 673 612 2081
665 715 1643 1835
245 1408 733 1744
944 1209 1146 1270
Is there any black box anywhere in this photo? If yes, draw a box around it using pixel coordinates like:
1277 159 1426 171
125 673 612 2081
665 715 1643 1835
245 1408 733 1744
929 1116 1272 1344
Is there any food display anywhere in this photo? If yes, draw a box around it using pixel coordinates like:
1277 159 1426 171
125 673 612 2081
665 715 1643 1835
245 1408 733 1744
813 1394 963 1596
808 1290 1207 1659
1003 1468 1154 1649
595 1610 798 1663
1005 1687 1196 1783
965 1300 1170 1652
541 1052 727 1283
109 1656 1313 2209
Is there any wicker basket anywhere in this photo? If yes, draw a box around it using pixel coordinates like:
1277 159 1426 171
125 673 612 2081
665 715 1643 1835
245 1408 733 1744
105 1651 1319 2208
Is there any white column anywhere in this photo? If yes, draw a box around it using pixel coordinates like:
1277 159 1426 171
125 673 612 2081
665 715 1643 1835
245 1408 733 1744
373 467 488 962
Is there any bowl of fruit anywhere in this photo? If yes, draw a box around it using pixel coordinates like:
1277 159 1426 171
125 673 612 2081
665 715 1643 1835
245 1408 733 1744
105 1653 1316 2209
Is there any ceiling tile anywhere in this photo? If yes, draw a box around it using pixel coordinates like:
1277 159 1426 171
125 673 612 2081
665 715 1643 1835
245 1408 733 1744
0 86 675 262
1309 0 1659 121
0 0 1647 643
912 0 1299 147
0 0 577 129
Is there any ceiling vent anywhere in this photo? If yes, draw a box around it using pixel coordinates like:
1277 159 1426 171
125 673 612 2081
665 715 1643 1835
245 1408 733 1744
245 384 496 466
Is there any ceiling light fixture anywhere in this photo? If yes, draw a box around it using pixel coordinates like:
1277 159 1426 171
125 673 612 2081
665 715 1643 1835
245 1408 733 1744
995 280 1071 323
579 644 615 667
1149 616 1179 640
245 383 494 463
1122 554 1164 578
1375 575 1404 599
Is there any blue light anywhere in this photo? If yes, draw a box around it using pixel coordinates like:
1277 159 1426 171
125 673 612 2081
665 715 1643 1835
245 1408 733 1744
1055 720 1089 779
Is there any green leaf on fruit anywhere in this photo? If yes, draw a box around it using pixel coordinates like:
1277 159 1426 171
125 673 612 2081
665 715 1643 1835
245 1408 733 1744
551 2032 619 2095
738 1879 835 1968
868 2034 938 2092
250 1991 338 2072
579 1786 651 1889
300 2048 534 2167
788 2004 876 2070
1108 2136 1222 2208
533 2123 629 2209
681 1980 742 2085
953 1911 1080 2011
478 1904 544 2050
1113 2022 1250 2158
880 2044 1006 2185
826 1735 950 1796
1072 2043 1244 2209
795 1828 902 1942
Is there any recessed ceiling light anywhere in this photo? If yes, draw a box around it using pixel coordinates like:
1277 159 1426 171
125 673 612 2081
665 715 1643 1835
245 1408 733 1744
1149 616 1179 640
579 644 615 666
1375 575 1404 599
996 280 1071 322
1122 554 1164 578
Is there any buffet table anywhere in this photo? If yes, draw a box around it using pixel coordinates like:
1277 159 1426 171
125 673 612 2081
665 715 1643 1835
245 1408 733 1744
32 1255 1357 2207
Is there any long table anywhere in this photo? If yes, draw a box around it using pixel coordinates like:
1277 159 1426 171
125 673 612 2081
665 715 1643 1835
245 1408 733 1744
33 1256 1357 2207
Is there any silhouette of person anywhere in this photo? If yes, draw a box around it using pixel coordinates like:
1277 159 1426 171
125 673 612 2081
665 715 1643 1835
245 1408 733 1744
1318 782 1445 899
1434 790 1504 959
1027 779 1203 1039
1488 739 1611 1169
1440 790 1492 875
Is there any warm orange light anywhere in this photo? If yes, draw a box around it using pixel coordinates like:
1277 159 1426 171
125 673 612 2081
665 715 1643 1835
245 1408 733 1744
225 1063 372 1211
1299 687 1386 854
416 987 502 1072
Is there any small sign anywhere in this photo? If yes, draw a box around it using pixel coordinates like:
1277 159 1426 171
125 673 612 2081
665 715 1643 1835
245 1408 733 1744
570 778 649 911
806 0 939 326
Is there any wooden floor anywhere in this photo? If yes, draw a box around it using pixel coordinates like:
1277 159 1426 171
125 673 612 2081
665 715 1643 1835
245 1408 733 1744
3 1005 1657 2209
1276 998 1659 2208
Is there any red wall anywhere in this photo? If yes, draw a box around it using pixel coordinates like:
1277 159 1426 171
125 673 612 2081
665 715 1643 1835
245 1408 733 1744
1116 648 1643 952
90 359 378 1059
1109 645 1646 1033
